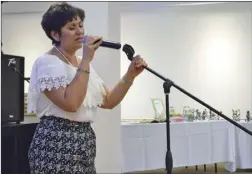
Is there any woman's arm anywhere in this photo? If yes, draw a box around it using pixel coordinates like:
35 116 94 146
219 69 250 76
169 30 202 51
100 73 134 109
44 36 103 112
100 55 148 109
44 59 91 112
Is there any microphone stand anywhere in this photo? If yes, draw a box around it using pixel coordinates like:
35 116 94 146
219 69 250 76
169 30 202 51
10 66 30 83
122 44 252 174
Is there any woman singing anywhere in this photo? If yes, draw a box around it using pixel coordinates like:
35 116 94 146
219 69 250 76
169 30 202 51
27 2 147 173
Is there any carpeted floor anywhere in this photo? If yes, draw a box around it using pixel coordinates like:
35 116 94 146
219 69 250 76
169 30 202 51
126 163 252 173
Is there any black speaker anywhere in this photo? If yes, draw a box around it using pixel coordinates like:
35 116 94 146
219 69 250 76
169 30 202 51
1 54 25 124
2 123 38 174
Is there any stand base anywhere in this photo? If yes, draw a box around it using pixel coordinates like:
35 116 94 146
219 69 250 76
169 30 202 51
166 150 173 174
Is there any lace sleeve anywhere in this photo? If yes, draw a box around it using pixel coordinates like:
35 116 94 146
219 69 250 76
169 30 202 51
38 76 69 92
36 55 70 92
27 55 69 113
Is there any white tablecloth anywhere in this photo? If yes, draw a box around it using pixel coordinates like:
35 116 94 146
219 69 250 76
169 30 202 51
225 122 252 171
121 121 252 173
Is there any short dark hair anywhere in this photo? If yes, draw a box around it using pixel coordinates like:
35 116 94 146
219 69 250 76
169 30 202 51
41 2 85 45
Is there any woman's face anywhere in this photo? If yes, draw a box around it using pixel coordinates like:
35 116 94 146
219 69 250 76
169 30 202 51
57 16 85 51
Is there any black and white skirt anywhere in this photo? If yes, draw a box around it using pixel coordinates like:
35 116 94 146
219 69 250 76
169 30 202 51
28 116 96 174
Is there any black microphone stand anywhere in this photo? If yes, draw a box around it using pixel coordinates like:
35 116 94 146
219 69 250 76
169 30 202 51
122 44 252 174
10 66 30 83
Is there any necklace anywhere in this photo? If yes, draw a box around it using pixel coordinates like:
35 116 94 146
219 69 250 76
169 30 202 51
54 45 76 67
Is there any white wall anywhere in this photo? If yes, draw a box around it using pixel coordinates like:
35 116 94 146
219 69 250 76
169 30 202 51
120 2 252 120
2 2 121 173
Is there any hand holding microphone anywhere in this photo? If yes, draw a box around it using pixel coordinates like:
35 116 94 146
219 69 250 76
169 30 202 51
82 35 103 62
82 35 122 61
81 35 148 81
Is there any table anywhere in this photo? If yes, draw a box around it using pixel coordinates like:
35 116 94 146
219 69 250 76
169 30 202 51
225 122 252 171
121 120 252 173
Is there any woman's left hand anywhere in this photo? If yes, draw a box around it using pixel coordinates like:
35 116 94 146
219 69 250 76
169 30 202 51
125 55 148 80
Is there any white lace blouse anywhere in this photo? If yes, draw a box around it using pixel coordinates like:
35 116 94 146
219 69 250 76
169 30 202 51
27 54 106 122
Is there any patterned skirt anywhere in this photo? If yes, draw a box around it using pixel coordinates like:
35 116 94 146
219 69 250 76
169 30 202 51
28 116 96 174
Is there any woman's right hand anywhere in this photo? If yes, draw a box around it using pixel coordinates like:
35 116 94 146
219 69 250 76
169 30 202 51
82 35 103 62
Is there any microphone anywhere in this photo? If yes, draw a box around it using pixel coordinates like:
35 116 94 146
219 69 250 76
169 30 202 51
82 36 121 50
7 58 30 83
99 40 121 50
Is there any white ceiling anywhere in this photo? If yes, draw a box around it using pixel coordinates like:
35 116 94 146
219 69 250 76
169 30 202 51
117 1 229 7
1 2 57 14
1 1 232 14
